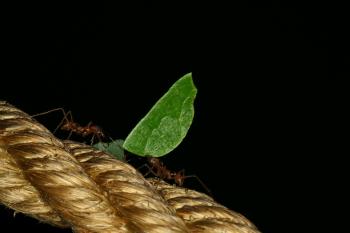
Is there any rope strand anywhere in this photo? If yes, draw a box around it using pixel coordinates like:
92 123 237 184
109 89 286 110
0 101 260 233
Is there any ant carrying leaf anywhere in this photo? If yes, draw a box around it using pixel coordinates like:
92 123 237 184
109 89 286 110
139 157 212 196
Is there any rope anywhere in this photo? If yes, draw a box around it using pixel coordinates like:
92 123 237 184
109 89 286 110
0 101 261 233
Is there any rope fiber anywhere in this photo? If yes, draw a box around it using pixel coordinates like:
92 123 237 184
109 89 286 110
0 101 261 233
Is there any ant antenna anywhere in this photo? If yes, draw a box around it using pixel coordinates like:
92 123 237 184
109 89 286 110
31 107 73 134
31 107 67 118
32 108 72 132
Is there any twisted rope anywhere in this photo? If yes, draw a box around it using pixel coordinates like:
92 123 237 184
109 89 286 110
0 101 261 233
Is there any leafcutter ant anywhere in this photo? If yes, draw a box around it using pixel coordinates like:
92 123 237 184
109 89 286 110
32 108 105 144
141 157 212 196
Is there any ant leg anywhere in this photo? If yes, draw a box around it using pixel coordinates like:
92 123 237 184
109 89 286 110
67 130 73 140
90 134 95 145
137 163 150 174
184 174 213 197
137 164 158 177
54 110 73 134
31 107 72 135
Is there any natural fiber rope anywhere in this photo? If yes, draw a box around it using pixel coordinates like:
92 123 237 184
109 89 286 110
148 179 260 233
63 141 189 233
0 101 261 233
0 101 131 233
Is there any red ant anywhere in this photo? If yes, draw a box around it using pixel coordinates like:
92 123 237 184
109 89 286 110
32 108 105 144
142 157 212 196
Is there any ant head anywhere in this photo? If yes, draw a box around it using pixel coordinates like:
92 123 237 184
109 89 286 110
174 172 184 186
90 125 104 136
148 157 158 165
89 125 99 131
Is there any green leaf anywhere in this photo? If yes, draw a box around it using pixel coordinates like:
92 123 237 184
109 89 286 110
93 139 125 161
123 73 197 157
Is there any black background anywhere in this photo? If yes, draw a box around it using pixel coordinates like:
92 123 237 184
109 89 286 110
1 1 348 233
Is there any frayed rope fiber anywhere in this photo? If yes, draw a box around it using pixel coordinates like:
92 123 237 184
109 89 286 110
0 101 261 233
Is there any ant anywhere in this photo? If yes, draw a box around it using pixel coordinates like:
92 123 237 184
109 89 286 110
141 157 212 196
32 108 105 144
